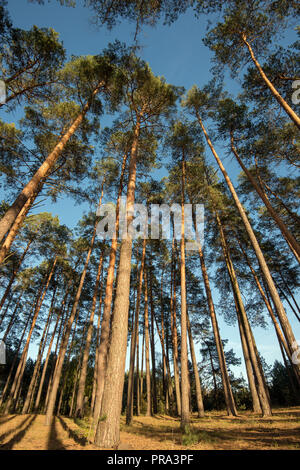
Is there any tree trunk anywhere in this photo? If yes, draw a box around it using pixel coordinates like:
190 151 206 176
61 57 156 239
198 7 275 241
4 257 57 414
170 244 181 417
75 251 104 417
22 281 58 414
186 187 237 417
91 279 103 414
45 207 101 425
126 237 147 425
0 306 32 408
2 290 23 341
94 116 141 448
144 270 152 416
149 267 157 415
242 35 300 129
230 134 300 263
187 312 205 417
34 285 70 412
93 151 128 423
0 239 33 312
216 214 272 416
197 113 300 376
0 81 105 243
0 194 36 265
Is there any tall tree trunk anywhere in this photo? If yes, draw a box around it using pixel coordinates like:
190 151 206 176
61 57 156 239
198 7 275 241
241 34 300 129
144 270 152 416
34 285 70 412
94 116 141 448
93 151 128 423
149 267 157 415
55 306 81 415
230 133 300 263
22 281 58 414
0 194 36 265
126 237 147 425
186 188 237 416
75 251 104 418
236 304 262 413
4 257 57 414
91 278 103 414
0 306 32 408
45 202 102 425
186 312 205 417
0 239 33 312
170 244 181 417
136 328 140 416
216 214 272 417
0 81 105 243
197 113 300 375
2 290 23 341
236 236 300 385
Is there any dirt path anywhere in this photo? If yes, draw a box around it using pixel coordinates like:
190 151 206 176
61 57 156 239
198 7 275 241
0 408 299 450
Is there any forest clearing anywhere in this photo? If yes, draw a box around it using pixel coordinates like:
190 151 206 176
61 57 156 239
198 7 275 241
0 0 299 453
1 408 300 450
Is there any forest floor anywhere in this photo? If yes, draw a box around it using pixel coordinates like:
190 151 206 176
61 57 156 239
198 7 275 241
0 407 299 450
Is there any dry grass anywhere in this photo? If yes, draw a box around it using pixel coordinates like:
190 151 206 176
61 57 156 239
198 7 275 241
0 407 299 450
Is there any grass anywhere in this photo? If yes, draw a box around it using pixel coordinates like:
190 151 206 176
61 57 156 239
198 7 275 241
0 407 299 450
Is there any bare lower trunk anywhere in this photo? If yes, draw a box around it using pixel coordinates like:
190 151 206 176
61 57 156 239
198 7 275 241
94 117 141 449
93 152 128 423
187 312 205 417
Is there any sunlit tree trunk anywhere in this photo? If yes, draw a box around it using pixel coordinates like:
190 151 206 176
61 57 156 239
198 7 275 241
0 81 105 244
22 281 58 414
144 269 152 416
75 250 104 418
93 151 128 422
241 34 300 129
187 312 205 417
197 113 300 376
149 267 158 414
94 116 141 448
126 237 147 425
0 239 33 312
230 134 300 263
216 213 272 416
4 257 57 414
45 206 101 425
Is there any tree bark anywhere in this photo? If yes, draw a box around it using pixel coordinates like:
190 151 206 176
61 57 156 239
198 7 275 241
144 269 152 416
75 250 104 417
94 116 141 448
197 113 299 376
0 81 105 243
216 214 272 416
242 35 300 129
45 206 101 425
93 151 128 423
230 134 300 264
186 312 205 417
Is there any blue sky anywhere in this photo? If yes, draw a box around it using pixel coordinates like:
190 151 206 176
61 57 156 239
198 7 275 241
2 0 300 379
